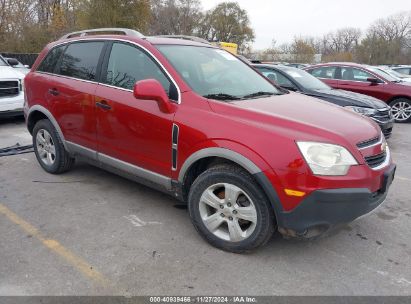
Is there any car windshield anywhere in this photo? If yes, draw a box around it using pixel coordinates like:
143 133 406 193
283 68 330 90
156 45 281 100
0 56 7 66
368 67 398 82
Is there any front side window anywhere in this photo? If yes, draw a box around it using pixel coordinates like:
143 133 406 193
157 45 280 100
58 42 104 81
341 67 374 82
37 46 65 73
309 67 337 79
104 43 171 94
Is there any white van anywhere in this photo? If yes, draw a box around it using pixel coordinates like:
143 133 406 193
0 55 25 117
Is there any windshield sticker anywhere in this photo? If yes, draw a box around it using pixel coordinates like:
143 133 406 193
215 49 238 61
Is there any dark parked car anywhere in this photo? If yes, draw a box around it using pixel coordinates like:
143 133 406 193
304 63 411 123
254 64 394 138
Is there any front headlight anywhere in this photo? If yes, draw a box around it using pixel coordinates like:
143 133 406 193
346 106 377 116
297 142 358 176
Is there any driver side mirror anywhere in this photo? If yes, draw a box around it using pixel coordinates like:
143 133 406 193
7 58 19 67
367 77 382 85
133 79 175 114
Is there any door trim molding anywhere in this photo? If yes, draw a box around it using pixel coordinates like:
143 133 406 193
98 153 171 189
66 141 171 189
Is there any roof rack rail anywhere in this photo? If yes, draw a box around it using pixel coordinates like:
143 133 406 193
155 35 211 45
59 28 145 40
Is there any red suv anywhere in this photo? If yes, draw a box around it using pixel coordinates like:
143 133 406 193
24 29 395 252
305 63 411 123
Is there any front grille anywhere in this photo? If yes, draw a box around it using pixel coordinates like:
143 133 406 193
357 136 380 149
371 108 391 122
0 80 19 98
365 151 387 168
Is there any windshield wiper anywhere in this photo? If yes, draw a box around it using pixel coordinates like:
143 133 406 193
242 91 277 99
203 93 241 101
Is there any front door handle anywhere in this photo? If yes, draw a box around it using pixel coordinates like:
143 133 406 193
48 88 59 96
96 101 112 110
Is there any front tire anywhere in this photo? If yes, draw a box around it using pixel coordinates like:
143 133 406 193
33 119 75 174
390 98 411 123
188 164 276 253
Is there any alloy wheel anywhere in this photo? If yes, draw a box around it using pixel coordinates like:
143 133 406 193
36 129 56 166
391 101 411 122
198 183 257 242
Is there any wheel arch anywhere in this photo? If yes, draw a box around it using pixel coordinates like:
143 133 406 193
387 95 411 104
178 147 284 219
27 105 68 150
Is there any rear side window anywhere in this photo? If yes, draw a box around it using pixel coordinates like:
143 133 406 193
104 42 171 94
37 46 65 73
58 42 104 81
309 67 337 79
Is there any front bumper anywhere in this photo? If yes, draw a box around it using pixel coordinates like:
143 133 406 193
277 164 396 238
0 93 24 117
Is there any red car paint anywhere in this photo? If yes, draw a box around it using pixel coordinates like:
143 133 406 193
24 34 394 230
305 62 411 104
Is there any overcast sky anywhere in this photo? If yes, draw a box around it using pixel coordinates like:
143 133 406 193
201 0 411 49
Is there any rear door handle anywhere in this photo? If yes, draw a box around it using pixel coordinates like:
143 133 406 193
48 88 59 96
96 101 112 110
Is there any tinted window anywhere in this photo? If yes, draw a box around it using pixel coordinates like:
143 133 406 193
257 67 294 87
59 42 104 81
37 46 65 73
341 67 374 82
105 43 171 94
310 67 337 79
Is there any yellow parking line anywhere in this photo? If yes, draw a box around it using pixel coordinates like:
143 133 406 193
0 203 109 287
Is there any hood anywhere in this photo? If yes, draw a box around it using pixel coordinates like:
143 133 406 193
14 67 30 75
0 65 25 79
306 88 387 109
209 92 380 146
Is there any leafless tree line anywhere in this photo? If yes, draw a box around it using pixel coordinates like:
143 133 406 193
261 11 411 64
0 0 254 53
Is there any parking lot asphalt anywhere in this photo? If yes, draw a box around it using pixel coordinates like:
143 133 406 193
0 116 410 296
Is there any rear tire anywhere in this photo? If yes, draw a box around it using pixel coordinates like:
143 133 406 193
389 98 411 123
33 119 75 174
188 164 276 253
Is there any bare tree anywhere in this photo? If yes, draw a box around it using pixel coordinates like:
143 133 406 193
149 0 203 35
